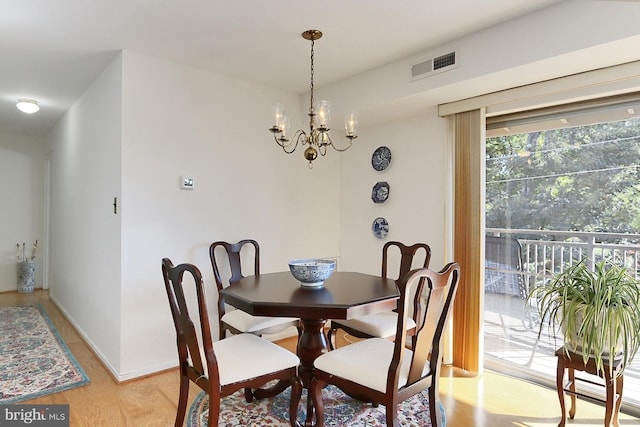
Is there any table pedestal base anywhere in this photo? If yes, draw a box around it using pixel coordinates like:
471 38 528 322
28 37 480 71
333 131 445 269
296 318 328 427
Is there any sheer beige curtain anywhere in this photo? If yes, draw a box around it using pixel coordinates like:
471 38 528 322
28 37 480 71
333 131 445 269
450 109 486 374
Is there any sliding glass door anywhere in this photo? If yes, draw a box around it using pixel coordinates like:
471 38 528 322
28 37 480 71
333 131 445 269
483 97 640 411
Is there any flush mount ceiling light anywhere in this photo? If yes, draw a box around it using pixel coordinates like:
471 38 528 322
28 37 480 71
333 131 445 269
16 99 40 114
269 30 358 168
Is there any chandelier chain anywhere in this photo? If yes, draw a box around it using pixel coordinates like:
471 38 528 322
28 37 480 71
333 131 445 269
309 38 315 114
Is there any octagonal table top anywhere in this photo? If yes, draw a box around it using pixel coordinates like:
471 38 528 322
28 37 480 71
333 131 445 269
220 271 399 320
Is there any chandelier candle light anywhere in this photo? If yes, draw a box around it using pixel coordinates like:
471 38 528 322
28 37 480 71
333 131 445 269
269 30 358 168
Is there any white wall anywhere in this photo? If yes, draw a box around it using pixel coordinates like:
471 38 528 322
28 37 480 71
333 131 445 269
46 50 342 380
52 52 340 380
0 132 46 292
47 54 123 372
339 109 449 275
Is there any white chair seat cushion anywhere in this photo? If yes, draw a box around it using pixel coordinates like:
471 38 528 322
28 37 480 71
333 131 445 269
333 312 416 338
213 333 300 386
222 310 297 334
314 338 428 393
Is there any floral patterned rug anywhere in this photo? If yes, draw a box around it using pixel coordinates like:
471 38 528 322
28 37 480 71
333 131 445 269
0 305 89 404
187 384 445 426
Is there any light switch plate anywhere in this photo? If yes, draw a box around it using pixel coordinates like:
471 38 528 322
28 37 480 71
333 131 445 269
180 176 195 190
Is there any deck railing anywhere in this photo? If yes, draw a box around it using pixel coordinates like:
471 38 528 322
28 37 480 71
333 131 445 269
486 228 640 291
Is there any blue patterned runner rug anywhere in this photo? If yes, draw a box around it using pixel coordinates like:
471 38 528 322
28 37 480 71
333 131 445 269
0 305 89 404
188 384 445 426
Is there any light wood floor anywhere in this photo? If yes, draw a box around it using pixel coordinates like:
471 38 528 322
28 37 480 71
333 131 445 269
2 290 638 426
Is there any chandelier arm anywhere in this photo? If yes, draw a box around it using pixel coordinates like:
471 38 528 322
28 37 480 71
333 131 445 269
321 132 354 152
272 132 292 150
330 139 354 152
318 141 328 157
272 133 287 148
315 129 329 148
275 130 306 154
295 130 309 147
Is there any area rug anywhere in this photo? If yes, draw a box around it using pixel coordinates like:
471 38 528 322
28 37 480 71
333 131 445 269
187 384 445 426
0 305 89 404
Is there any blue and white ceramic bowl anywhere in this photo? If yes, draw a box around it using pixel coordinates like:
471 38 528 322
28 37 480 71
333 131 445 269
288 259 336 287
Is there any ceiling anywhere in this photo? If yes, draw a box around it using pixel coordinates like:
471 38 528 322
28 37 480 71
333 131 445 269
0 0 568 136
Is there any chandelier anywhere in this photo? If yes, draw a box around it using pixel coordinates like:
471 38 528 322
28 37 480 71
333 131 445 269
269 30 358 168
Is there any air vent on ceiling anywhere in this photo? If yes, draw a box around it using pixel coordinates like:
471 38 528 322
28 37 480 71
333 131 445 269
410 51 458 81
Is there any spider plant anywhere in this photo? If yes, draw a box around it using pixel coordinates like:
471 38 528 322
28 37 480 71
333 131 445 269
529 258 640 377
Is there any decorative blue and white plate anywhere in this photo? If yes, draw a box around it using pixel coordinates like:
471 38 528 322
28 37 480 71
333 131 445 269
371 146 392 171
372 217 389 239
371 181 390 203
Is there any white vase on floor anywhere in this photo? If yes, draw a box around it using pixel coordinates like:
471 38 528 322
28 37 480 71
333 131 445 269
17 261 35 293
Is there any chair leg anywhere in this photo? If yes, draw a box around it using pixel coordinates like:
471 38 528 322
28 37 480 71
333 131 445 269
326 326 337 350
175 373 190 427
207 393 220 427
244 387 254 403
385 403 399 427
428 386 443 427
289 376 303 427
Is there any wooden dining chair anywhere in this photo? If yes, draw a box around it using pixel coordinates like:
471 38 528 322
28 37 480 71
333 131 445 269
209 239 300 339
310 262 460 427
162 258 302 427
327 241 431 349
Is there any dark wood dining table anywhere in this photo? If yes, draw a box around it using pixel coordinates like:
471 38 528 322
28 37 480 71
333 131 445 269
219 270 399 426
